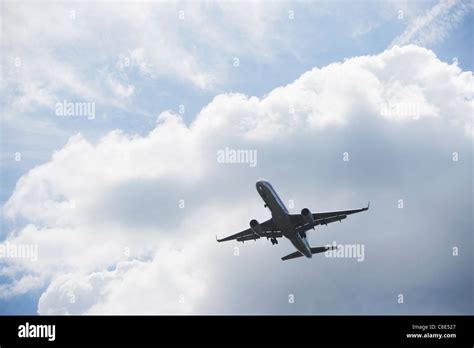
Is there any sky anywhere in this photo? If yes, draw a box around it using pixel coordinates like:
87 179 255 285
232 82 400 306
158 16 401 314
0 0 472 315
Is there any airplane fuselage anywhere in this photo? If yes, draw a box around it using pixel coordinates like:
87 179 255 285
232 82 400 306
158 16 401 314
256 180 312 258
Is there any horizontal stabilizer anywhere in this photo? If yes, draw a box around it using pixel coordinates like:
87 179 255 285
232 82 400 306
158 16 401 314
281 251 304 261
310 246 336 254
281 246 336 261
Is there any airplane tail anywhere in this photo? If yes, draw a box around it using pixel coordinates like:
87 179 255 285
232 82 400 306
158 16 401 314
281 246 336 261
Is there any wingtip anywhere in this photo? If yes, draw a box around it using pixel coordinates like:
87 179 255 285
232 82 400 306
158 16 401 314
367 201 370 209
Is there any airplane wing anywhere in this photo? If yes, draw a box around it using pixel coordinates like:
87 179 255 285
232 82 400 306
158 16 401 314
216 219 282 242
290 202 369 232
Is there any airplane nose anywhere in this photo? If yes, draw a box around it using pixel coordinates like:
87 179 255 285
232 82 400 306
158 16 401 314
256 183 265 195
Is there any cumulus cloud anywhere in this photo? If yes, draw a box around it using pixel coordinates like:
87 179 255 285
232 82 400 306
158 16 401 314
0 1 293 167
1 45 472 314
38 252 208 315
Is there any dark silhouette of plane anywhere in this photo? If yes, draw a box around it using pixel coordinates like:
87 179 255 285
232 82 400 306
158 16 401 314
217 180 369 260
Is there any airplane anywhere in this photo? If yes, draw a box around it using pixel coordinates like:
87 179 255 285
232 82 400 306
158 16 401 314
217 180 369 260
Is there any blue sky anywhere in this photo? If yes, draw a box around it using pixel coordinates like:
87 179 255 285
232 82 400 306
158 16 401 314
0 0 472 314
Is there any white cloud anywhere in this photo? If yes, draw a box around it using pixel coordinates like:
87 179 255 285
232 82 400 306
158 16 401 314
1 45 472 314
38 251 208 315
1 2 287 119
390 0 474 47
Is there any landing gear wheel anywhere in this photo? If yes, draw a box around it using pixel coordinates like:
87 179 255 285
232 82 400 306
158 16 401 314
299 231 307 239
271 238 278 245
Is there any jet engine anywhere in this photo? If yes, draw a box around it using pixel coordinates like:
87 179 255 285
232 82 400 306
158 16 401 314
301 208 315 228
250 219 264 237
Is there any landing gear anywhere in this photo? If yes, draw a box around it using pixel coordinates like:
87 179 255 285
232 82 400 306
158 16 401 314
299 231 307 239
264 204 267 208
270 238 278 245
